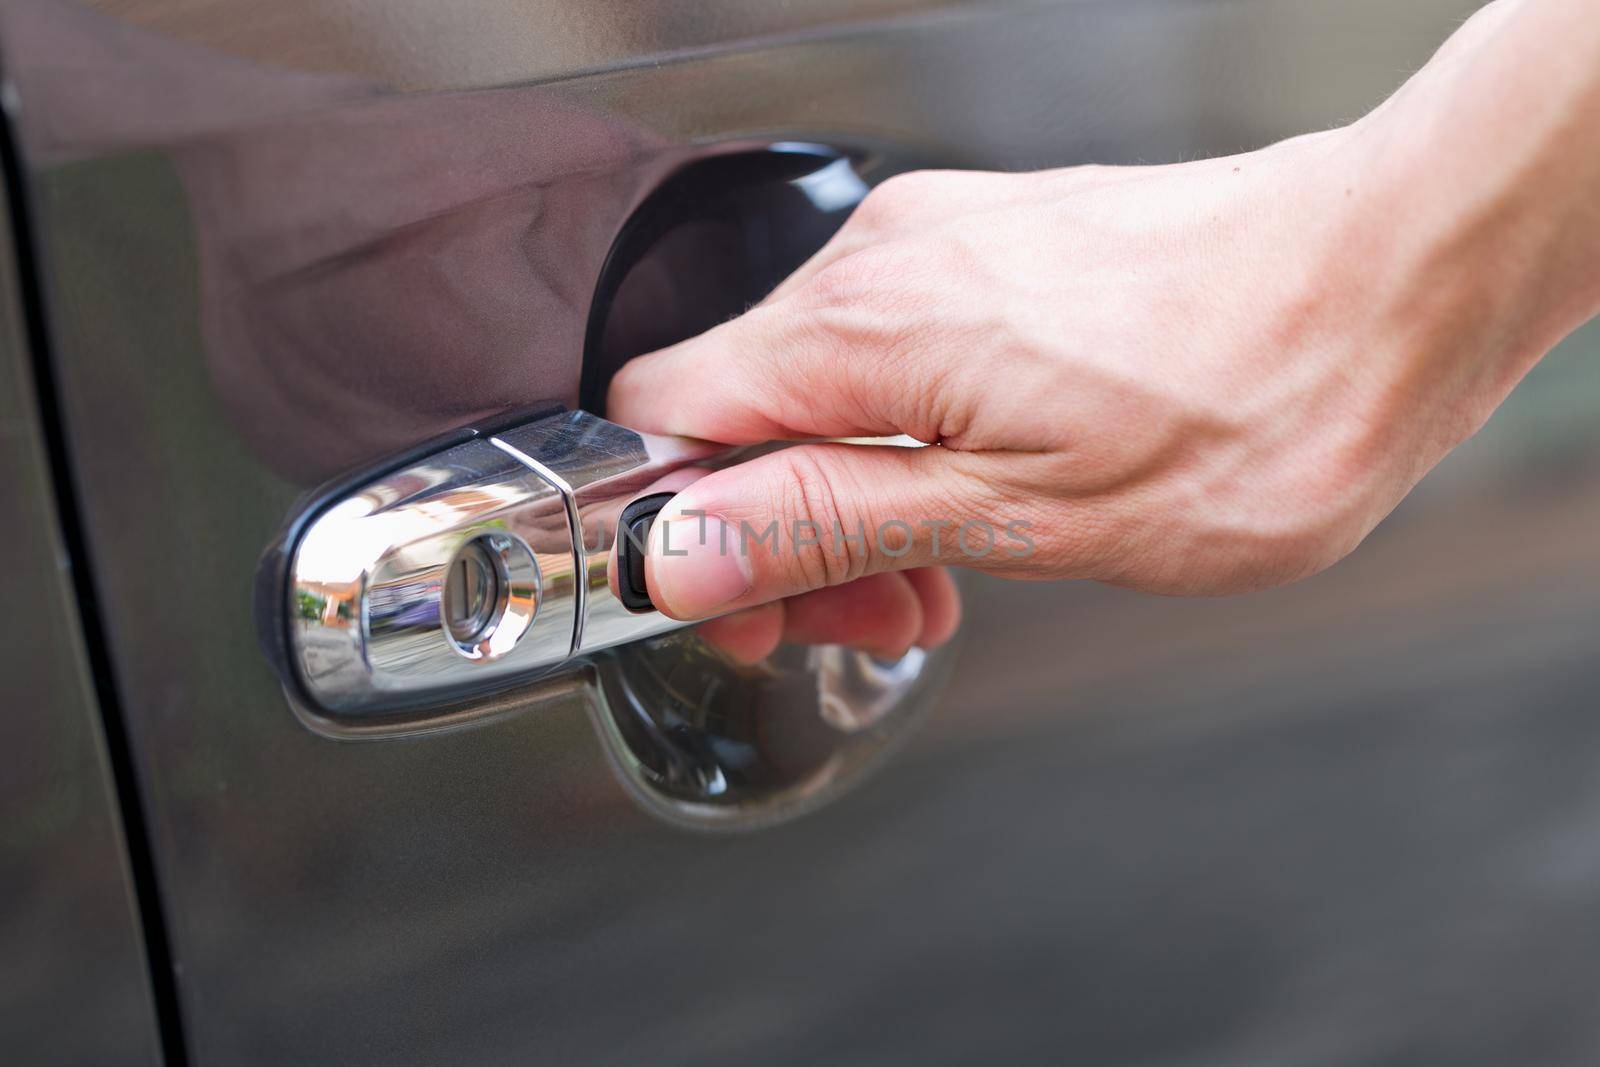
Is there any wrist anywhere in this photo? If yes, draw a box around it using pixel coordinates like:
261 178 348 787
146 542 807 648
1301 110 1587 467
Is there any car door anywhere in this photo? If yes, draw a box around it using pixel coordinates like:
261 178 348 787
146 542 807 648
9 1 1600 1064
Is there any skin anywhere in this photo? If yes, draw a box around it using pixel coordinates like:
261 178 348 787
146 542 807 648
608 0 1600 663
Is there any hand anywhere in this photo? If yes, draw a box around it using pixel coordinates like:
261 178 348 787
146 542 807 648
608 0 1600 662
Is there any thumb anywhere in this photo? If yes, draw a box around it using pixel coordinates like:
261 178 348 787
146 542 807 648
640 441 1030 619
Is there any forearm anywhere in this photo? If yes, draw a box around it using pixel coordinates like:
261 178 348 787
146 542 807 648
1351 0 1600 432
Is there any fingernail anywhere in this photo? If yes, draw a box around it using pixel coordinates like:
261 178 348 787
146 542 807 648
650 516 752 619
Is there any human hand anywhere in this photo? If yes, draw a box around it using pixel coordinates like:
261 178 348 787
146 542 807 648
608 0 1600 662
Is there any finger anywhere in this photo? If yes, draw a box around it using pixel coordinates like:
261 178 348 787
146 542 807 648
696 603 785 664
641 441 1033 620
606 167 1055 447
779 572 924 659
700 570 958 658
903 566 962 648
606 303 906 444
606 246 979 446
697 570 958 661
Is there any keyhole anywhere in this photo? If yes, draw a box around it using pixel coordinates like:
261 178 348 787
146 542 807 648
444 539 502 646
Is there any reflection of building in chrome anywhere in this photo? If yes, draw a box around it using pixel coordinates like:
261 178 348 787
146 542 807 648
367 579 441 632
294 580 357 628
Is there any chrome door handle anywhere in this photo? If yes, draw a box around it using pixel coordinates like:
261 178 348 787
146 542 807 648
274 408 725 720
261 406 958 828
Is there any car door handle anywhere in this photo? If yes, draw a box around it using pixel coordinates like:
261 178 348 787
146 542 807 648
260 406 957 826
269 408 724 720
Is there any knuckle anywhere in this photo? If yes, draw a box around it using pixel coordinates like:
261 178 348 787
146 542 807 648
799 254 876 314
854 172 922 225
787 252 937 432
798 246 930 324
850 169 964 229
768 450 873 591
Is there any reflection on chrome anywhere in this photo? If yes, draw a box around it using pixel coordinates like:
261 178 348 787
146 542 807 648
287 410 722 721
817 647 928 732
587 632 954 830
289 436 577 717
493 410 724 656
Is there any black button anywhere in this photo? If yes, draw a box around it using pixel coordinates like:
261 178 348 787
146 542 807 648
616 492 676 613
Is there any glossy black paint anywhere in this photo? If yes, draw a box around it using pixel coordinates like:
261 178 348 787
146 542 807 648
9 1 1600 1065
